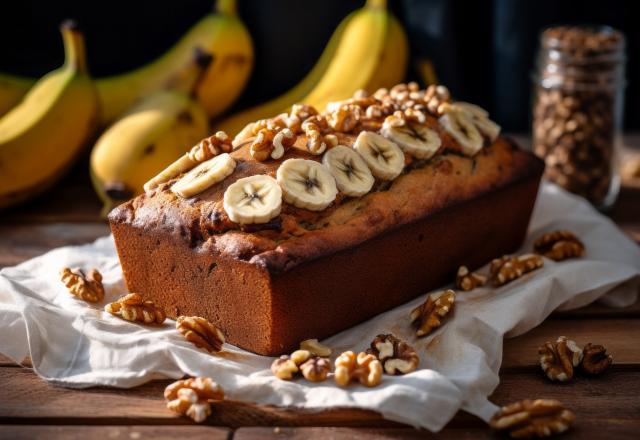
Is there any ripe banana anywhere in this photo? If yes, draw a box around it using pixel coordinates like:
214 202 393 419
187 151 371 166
171 153 236 198
215 0 408 136
322 145 374 197
0 0 253 124
277 158 337 211
90 52 211 216
0 74 32 118
0 22 99 209
353 131 404 180
223 174 282 224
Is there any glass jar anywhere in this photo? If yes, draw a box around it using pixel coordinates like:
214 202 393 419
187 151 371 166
532 25 626 210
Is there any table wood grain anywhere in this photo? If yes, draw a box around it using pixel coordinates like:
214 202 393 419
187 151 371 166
0 150 639 439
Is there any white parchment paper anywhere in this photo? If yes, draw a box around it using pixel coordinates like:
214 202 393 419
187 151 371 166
1 182 638 430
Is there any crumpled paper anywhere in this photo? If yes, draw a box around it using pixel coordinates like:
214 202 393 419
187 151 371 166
0 183 638 430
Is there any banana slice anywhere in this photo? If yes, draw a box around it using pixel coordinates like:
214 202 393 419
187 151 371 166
439 110 484 156
353 131 404 180
223 175 282 224
277 158 338 211
453 102 501 141
171 153 236 198
380 118 441 160
322 145 374 197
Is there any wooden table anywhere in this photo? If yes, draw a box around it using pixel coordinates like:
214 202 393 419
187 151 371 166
1 154 639 439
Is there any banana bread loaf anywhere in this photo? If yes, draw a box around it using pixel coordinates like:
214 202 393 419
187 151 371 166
109 84 544 355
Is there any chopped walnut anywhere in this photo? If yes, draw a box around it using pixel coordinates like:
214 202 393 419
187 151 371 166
581 343 613 375
104 293 166 325
176 316 225 353
538 336 583 382
490 254 544 286
164 377 224 423
300 338 332 357
490 399 575 439
409 290 455 337
326 104 362 132
187 131 232 162
302 116 336 155
534 230 585 261
60 267 105 303
290 103 318 123
366 334 419 375
250 127 296 161
300 357 331 382
455 265 488 291
423 84 451 115
271 349 312 380
334 351 382 387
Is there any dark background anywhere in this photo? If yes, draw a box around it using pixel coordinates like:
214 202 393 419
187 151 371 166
1 0 637 132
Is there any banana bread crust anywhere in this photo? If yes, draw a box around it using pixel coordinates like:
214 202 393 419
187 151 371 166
109 135 541 275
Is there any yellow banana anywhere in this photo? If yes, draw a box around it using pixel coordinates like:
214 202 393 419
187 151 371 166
0 21 99 209
214 0 408 136
0 74 32 118
90 51 212 216
0 0 253 124
213 7 358 136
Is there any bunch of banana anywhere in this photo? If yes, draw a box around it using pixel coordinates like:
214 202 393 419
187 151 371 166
0 21 99 209
90 50 214 216
215 0 408 136
0 0 253 123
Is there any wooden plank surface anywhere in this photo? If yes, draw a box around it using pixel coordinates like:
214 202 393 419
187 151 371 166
0 425 230 440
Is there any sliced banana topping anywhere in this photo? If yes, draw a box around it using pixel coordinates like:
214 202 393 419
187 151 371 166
223 175 282 224
439 109 484 156
322 145 374 197
452 102 501 141
143 154 197 192
380 115 441 160
277 158 338 211
171 153 236 198
353 131 405 180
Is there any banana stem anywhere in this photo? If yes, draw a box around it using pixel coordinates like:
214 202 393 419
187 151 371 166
366 0 387 9
216 0 237 16
60 21 88 73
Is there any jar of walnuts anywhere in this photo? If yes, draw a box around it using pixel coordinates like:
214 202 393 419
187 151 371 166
532 26 626 209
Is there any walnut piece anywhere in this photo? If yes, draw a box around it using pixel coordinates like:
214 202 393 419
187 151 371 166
299 338 332 357
490 254 544 286
176 316 225 353
334 351 382 387
271 349 312 380
455 265 488 291
366 334 419 375
187 131 232 162
534 230 585 261
538 336 583 382
423 84 451 115
326 103 362 132
164 377 224 423
409 289 455 337
301 116 337 155
250 127 296 161
581 342 613 375
104 293 166 325
300 357 331 382
60 267 105 303
490 399 575 439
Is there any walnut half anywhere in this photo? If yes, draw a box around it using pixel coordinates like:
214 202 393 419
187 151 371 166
366 334 419 375
164 377 224 423
534 230 585 261
581 343 613 375
104 293 166 325
334 351 382 387
538 336 583 382
409 290 455 337
490 254 544 286
490 399 575 439
60 267 105 303
176 316 225 353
